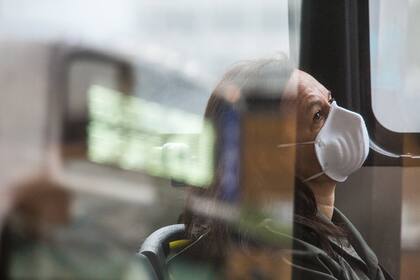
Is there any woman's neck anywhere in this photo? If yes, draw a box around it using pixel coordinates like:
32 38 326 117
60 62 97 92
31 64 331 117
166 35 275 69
306 179 336 220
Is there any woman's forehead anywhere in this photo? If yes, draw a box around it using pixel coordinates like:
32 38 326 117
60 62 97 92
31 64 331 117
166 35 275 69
284 70 331 100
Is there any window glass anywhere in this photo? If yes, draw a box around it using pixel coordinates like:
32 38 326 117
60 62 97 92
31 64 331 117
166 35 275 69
370 0 420 132
0 1 298 279
133 0 291 115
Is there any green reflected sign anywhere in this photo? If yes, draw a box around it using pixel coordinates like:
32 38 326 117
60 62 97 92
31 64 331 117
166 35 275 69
88 85 214 187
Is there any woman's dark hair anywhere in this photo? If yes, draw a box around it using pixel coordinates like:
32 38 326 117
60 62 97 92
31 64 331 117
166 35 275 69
182 56 346 260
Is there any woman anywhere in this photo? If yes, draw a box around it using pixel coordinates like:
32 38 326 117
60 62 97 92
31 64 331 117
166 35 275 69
173 57 393 280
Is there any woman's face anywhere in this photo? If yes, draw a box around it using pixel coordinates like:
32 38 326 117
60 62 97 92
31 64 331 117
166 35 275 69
282 70 334 182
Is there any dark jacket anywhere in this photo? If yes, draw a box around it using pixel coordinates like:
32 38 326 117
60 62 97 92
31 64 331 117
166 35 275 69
290 208 394 280
168 208 394 280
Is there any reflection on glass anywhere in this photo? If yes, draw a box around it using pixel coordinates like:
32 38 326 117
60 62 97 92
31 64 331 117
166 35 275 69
87 85 215 187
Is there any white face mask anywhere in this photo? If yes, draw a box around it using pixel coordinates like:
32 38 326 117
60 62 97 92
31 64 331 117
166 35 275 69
278 101 370 182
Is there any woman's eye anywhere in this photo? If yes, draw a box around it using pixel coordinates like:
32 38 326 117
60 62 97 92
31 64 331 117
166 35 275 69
313 111 322 121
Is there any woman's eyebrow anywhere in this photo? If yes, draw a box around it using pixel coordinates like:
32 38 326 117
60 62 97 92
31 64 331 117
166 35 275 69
306 99 323 112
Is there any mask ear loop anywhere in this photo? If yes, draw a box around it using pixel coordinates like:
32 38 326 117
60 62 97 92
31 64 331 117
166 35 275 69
277 141 316 148
276 141 325 182
302 171 325 183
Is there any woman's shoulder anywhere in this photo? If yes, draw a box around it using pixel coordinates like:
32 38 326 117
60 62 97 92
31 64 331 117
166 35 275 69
169 212 393 280
331 208 393 280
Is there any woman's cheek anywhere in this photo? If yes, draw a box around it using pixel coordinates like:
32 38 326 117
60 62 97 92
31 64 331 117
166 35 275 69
311 119 326 134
